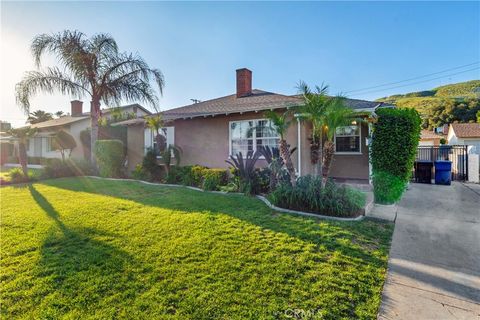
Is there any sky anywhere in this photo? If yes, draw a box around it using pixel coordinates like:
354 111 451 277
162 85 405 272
1 1 479 127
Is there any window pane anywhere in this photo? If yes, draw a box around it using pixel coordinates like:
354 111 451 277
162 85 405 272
231 121 253 139
335 136 360 152
256 138 280 150
256 120 276 138
232 139 253 156
336 125 359 136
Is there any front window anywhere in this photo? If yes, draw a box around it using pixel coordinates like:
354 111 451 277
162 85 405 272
230 119 280 156
335 125 360 153
46 137 54 152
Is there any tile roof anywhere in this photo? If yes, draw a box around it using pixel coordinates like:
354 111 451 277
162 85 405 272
451 123 480 138
420 130 443 140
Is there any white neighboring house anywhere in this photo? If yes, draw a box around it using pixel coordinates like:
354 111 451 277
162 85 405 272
22 100 151 160
447 123 480 154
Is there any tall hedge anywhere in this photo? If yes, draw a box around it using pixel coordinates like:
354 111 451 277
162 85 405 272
371 108 421 203
94 140 125 177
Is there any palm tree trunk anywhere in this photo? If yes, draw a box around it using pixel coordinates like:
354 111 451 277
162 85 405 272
90 99 100 165
18 141 28 177
280 139 296 186
321 140 335 185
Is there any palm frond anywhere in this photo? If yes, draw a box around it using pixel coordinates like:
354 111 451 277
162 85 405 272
15 67 89 114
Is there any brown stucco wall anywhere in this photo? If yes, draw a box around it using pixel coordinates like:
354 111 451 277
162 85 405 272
170 111 299 170
126 124 145 172
125 111 370 181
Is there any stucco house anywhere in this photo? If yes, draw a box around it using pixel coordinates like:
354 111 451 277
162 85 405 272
419 130 444 146
22 101 151 160
447 123 480 154
117 68 391 183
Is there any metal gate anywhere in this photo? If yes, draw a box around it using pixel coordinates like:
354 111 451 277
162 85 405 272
413 145 469 181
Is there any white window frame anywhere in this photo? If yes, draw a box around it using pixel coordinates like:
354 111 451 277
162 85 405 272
228 119 280 158
145 127 175 158
334 124 362 155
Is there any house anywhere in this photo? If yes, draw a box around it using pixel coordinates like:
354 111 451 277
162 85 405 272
117 68 391 183
447 123 480 154
21 101 151 160
419 130 444 146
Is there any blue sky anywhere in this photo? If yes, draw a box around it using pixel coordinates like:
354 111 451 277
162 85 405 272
1 1 479 126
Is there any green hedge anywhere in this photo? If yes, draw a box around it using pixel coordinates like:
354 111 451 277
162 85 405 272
94 140 125 177
166 165 229 191
371 108 421 204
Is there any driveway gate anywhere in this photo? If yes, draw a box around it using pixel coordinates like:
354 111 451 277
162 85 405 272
413 145 469 181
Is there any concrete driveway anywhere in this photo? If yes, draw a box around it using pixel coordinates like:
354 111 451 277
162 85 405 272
379 182 480 320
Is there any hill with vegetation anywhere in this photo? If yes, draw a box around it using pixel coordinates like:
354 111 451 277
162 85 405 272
376 80 480 129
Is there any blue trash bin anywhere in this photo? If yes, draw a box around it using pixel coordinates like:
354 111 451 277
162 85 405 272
434 160 452 185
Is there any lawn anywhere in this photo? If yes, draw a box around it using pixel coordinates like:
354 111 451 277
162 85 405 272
1 177 393 319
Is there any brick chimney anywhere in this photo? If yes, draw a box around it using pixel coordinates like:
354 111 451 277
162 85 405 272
236 68 252 98
71 100 83 116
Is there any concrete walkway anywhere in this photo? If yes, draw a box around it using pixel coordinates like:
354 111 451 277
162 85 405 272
379 182 480 320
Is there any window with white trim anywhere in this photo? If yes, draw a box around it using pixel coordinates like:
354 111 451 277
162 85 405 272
230 119 280 156
46 137 54 152
335 125 361 153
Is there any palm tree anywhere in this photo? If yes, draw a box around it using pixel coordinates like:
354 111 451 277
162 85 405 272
15 30 164 163
7 127 37 177
296 81 330 176
145 114 166 155
27 110 53 124
320 98 359 184
264 110 297 186
54 111 65 118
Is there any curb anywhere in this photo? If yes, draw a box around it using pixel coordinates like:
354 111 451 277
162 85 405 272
85 176 366 222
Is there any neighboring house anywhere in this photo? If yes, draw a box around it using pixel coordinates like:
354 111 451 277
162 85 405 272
20 101 151 160
117 68 391 183
419 130 444 146
447 123 480 154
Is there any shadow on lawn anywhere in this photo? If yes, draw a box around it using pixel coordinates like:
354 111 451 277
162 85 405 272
28 185 142 314
40 178 393 268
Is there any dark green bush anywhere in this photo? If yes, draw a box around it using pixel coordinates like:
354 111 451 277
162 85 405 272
371 108 421 203
94 140 125 178
268 175 366 217
201 168 229 191
141 148 162 181
372 171 406 204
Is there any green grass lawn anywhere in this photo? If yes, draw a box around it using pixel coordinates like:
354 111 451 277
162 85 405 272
1 177 393 319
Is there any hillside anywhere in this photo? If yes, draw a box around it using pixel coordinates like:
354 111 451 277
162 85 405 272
376 80 480 129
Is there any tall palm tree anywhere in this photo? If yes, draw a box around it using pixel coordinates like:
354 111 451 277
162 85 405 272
15 30 164 163
27 110 53 124
264 110 297 186
7 127 37 177
296 81 330 176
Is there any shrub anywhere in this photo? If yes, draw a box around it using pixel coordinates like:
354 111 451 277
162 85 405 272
8 168 29 183
268 175 366 217
165 165 229 191
371 108 421 203
94 140 125 178
131 164 150 181
142 148 162 181
42 158 94 179
372 171 406 205
226 151 261 195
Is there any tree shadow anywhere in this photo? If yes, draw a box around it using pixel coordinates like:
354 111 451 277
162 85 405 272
27 185 143 317
40 178 393 269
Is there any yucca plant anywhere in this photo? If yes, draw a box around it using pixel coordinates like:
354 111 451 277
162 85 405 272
226 151 260 194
